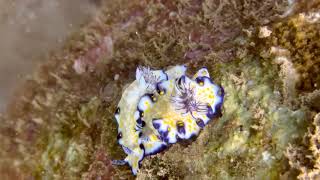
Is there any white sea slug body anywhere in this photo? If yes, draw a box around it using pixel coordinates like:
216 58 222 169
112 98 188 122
113 65 224 175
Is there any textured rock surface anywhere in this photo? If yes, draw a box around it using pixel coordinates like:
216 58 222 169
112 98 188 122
0 0 319 179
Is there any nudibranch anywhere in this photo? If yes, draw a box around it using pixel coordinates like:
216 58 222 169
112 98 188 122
112 65 224 175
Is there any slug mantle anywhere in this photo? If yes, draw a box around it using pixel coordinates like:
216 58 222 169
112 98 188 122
113 65 224 175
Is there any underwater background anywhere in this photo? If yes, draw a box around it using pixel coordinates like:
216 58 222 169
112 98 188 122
0 0 320 179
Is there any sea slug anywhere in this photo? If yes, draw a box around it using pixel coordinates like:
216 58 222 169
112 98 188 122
113 65 224 175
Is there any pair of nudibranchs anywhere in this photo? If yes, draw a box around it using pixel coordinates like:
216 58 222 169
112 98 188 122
113 65 224 175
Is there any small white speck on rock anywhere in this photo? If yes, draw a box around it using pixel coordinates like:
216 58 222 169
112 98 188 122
262 151 274 166
114 74 119 81
258 26 272 38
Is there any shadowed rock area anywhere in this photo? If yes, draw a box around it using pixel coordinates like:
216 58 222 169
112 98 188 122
0 0 99 111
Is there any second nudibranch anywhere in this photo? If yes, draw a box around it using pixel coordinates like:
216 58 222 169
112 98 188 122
113 65 224 175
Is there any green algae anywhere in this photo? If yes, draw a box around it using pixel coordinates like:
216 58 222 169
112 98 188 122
270 13 320 92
